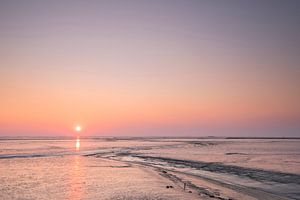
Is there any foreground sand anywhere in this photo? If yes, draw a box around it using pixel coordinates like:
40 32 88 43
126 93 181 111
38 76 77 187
0 138 299 199
1 156 201 200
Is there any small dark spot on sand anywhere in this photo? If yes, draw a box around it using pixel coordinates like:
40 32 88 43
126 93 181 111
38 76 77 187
110 165 131 168
208 193 214 197
189 191 192 193
225 152 247 155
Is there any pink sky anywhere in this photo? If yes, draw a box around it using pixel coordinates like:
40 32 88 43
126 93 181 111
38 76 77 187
0 1 299 137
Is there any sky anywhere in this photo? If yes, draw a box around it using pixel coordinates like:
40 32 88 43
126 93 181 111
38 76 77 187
0 0 299 137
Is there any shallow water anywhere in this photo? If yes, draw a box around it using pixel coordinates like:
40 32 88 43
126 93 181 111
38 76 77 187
0 138 299 199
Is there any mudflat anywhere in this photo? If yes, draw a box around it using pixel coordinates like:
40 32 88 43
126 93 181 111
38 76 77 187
0 138 299 199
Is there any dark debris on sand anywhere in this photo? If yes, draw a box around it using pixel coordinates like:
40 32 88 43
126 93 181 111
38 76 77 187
158 169 234 200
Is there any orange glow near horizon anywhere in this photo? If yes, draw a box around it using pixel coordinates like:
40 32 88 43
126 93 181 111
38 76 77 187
0 1 299 137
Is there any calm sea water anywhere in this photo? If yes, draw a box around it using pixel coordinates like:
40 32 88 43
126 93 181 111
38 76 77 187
0 138 299 199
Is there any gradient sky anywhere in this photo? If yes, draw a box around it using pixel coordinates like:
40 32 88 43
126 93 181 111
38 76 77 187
0 0 299 137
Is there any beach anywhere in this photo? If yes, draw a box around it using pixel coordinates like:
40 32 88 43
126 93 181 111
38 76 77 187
1 1 300 199
0 138 299 200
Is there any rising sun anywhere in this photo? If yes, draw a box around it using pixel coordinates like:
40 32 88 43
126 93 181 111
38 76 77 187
75 125 82 132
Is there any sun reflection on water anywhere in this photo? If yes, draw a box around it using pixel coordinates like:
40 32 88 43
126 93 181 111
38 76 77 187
68 155 83 199
75 138 80 151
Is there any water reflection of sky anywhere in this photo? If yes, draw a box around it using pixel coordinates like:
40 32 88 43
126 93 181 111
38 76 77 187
68 155 84 199
76 138 80 151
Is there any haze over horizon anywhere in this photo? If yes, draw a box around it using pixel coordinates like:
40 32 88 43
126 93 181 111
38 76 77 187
0 0 299 137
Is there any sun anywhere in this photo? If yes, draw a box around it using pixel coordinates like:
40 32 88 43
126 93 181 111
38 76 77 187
75 125 82 132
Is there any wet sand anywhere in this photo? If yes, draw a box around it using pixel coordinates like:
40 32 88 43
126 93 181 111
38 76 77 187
0 138 299 199
1 156 200 200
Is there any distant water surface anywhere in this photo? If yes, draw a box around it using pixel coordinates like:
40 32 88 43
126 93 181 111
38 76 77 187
0 138 299 200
